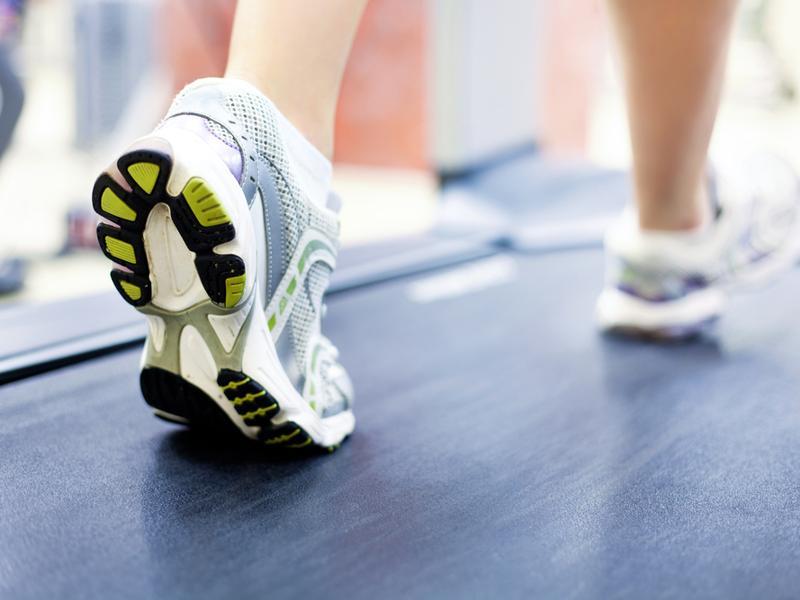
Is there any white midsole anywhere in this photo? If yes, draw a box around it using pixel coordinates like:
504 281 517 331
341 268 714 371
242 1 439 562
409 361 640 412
122 129 353 447
596 286 725 332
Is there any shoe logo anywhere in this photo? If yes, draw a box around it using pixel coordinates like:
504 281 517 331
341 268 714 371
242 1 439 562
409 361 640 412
265 228 336 340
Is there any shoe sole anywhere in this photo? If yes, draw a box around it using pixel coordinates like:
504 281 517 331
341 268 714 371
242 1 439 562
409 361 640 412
92 130 354 452
596 286 724 341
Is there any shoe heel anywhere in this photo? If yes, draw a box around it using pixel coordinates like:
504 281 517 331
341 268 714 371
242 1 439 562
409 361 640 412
92 145 249 311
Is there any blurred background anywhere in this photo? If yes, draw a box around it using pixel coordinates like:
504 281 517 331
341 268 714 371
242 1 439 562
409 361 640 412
0 0 799 305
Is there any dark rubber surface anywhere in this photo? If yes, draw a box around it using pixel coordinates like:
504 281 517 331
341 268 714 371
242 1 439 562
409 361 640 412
2 248 800 598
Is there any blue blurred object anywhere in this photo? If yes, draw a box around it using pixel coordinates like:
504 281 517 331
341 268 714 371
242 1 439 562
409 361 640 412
73 0 155 149
0 256 25 294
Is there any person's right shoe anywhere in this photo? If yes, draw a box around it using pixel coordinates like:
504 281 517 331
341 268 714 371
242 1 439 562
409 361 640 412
596 155 800 339
92 78 354 451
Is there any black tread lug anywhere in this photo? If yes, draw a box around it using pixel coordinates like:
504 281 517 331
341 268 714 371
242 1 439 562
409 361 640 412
96 223 147 274
258 421 314 451
110 270 152 307
116 150 172 201
218 369 280 424
169 197 236 252
194 255 246 305
91 173 149 229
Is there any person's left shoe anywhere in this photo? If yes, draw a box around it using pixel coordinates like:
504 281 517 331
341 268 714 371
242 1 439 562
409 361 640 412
597 155 800 339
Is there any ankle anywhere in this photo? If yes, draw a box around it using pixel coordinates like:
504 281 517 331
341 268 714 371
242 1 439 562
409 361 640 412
638 209 709 232
636 183 712 233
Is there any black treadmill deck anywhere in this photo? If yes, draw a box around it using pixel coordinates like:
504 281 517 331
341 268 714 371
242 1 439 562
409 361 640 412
2 246 800 599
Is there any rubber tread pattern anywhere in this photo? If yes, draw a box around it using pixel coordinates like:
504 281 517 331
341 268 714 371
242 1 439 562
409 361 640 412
218 368 279 427
141 367 340 453
92 150 244 307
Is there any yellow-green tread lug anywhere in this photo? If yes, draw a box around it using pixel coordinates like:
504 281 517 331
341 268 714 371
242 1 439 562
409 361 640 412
225 274 246 308
264 428 302 445
221 377 250 392
241 404 278 421
182 177 231 227
127 162 160 194
232 390 266 407
105 237 136 264
285 438 313 449
100 188 137 221
118 281 142 301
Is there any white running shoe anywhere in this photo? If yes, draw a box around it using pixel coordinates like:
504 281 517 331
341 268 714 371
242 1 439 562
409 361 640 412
597 156 800 339
92 79 354 451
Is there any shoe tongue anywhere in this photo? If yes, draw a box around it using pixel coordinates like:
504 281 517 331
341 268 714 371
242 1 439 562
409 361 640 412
159 114 244 181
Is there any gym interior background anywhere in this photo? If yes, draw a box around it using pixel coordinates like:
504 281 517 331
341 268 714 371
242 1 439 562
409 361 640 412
0 0 798 303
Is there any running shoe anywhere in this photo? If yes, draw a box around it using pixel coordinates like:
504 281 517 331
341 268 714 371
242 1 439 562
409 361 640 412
596 155 800 339
92 79 354 451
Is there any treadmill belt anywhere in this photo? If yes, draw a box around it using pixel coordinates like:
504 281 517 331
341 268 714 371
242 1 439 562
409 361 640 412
2 247 800 598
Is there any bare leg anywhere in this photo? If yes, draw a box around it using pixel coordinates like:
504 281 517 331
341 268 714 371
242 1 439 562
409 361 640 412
225 0 368 158
607 0 738 231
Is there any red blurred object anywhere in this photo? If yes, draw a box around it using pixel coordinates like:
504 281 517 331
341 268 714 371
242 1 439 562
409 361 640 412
538 0 607 157
160 0 235 89
333 0 427 169
66 208 100 251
